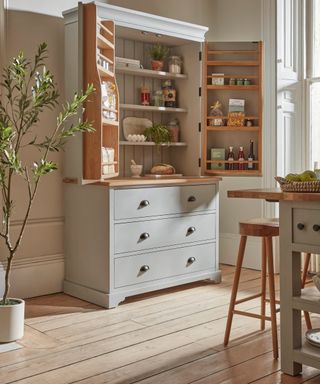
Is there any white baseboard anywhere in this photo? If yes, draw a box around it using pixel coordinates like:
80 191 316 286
220 232 280 272
0 254 64 299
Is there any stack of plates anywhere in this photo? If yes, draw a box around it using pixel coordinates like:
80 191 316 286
306 329 320 347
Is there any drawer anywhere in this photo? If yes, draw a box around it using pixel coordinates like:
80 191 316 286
114 184 216 220
114 242 216 288
114 213 215 254
293 208 320 246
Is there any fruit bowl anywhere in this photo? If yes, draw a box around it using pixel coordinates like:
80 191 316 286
275 176 320 192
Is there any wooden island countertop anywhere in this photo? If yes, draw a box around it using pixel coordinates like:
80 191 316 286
228 188 320 202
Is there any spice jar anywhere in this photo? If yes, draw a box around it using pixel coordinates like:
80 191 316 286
140 86 150 106
162 79 177 108
152 90 165 107
244 78 251 86
167 118 180 142
168 56 182 74
236 78 244 86
229 78 236 86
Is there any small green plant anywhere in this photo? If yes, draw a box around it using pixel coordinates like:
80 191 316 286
0 43 94 305
144 123 171 144
148 44 169 61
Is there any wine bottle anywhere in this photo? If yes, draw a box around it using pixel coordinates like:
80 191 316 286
247 139 255 170
238 146 245 170
227 146 235 170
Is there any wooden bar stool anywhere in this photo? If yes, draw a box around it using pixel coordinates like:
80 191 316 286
224 218 311 360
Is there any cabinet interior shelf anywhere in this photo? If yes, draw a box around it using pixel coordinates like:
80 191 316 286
206 126 259 132
120 104 187 113
120 141 187 147
207 116 258 120
207 160 259 164
206 85 259 91
116 66 187 80
207 60 259 66
207 75 258 79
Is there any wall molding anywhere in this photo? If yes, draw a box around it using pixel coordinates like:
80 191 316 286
0 253 64 298
10 216 64 227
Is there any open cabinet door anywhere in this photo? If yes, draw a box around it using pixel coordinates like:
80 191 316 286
82 3 119 181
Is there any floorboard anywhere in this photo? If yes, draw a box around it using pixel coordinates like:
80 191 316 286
1 264 319 384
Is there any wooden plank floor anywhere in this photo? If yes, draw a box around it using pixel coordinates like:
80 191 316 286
1 264 320 384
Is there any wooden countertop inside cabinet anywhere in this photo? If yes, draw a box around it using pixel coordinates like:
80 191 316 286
227 188 320 202
95 176 222 188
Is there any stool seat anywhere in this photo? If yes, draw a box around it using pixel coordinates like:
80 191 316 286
239 217 279 237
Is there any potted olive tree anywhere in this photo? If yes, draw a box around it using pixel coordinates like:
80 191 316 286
148 44 169 71
0 43 94 342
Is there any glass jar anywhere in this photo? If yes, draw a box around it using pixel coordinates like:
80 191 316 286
101 81 116 120
236 78 244 86
166 118 180 142
229 78 236 86
168 56 182 74
140 86 151 106
244 78 251 86
153 90 165 107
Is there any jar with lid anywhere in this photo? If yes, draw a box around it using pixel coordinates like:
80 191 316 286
162 79 177 108
236 78 244 86
168 56 182 74
140 86 151 106
166 118 180 142
152 90 165 107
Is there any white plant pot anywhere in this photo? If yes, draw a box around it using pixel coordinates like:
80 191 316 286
0 298 25 342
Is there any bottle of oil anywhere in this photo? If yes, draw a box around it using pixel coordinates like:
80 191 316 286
247 139 255 170
238 146 245 170
227 146 235 170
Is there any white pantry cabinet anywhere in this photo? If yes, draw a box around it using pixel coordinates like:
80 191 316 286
63 2 220 308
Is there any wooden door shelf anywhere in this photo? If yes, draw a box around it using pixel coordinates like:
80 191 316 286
97 33 114 50
120 141 187 146
203 41 263 177
102 118 119 126
97 64 114 79
120 104 187 113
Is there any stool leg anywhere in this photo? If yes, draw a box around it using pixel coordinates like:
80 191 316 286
302 253 312 330
260 237 267 331
224 235 247 346
266 236 278 359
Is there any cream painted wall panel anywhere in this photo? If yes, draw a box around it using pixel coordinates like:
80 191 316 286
1 11 65 297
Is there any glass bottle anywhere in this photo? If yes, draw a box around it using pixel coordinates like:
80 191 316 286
227 146 235 170
238 146 245 170
247 139 255 170
168 56 182 74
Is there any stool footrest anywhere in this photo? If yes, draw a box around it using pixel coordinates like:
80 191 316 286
233 309 272 321
235 293 262 305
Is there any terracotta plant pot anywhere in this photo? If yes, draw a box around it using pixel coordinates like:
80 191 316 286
0 298 25 342
151 60 164 71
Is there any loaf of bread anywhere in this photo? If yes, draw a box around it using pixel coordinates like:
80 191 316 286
150 163 175 175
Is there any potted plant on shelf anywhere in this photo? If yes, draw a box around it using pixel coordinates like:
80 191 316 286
148 44 169 71
0 43 94 342
144 123 171 145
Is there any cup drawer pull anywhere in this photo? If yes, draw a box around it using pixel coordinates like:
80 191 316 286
188 195 196 202
139 232 150 241
188 256 196 264
187 226 196 235
313 224 320 232
139 200 150 208
140 265 150 272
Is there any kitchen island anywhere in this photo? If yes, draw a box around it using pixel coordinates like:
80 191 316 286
228 188 320 376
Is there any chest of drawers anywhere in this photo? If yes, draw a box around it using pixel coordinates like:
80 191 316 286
64 180 220 308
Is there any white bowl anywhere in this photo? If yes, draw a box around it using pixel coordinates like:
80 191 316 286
130 164 143 177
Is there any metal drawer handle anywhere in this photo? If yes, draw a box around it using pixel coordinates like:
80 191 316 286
187 226 196 235
139 200 150 208
139 232 150 241
188 196 196 202
188 257 196 264
140 265 150 272
313 224 320 232
297 223 305 230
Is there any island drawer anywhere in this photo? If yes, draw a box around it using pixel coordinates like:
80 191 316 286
292 208 320 246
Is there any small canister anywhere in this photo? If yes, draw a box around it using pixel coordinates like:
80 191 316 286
244 78 251 86
236 78 244 86
141 86 151 106
168 56 182 74
229 78 236 85
167 118 180 142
